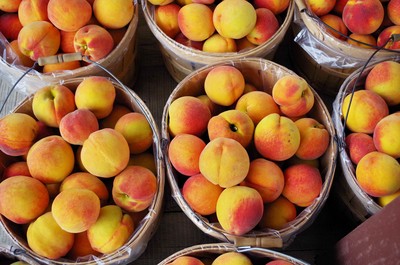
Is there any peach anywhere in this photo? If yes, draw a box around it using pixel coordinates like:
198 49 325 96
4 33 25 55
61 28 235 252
18 0 49 26
167 256 205 265
282 163 323 207
246 8 279 45
295 117 330 160
8 40 35 67
27 212 74 259
0 0 21 12
216 185 264 235
17 20 60 61
42 60 81 73
320 14 348 40
345 132 377 164
174 32 204 50
376 25 400 50
0 113 39 156
0 176 49 224
47 0 92 32
272 75 314 118
377 189 400 207
168 133 206 176
60 172 109 205
342 0 384 35
87 205 134 254
356 151 400 197
213 0 257 39
114 112 153 154
332 0 348 14
236 37 258 52
306 0 335 16
254 113 301 161
68 231 100 259
74 76 116 119
365 61 400 106
199 137 250 188
259 196 297 230
207 109 255 148
80 128 130 178
197 94 222 116
112 165 157 212
155 3 181 39
27 135 75 184
100 104 131 129
74 24 114 61
254 0 290 15
341 89 389 134
182 173 224 215
2 161 31 179
347 33 376 48
266 260 295 265
168 96 211 137
128 152 157 175
177 3 214 41
241 158 285 203
60 30 77 53
204 65 245 106
148 0 175 5
202 33 237 53
212 252 252 265
373 113 400 159
0 13 23 41
93 0 134 29
388 0 400 25
243 83 258 93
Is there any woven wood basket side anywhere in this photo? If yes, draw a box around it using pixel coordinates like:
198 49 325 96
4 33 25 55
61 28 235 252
0 245 41 265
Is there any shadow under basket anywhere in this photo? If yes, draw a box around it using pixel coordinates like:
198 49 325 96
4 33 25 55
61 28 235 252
161 57 338 249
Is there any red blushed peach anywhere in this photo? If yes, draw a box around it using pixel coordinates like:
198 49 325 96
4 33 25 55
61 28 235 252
241 158 285 203
347 33 376 49
67 231 101 260
17 20 60 61
213 252 253 265
100 104 131 129
47 0 92 32
377 25 400 50
202 33 237 53
282 164 323 207
178 3 215 41
2 161 31 179
182 173 224 216
74 24 114 61
345 132 377 165
216 186 264 235
342 0 384 35
168 133 206 176
388 0 400 25
320 14 348 40
42 60 81 73
93 0 134 29
168 256 205 265
168 96 212 137
254 0 290 15
259 196 297 230
0 0 21 12
155 3 181 39
333 0 348 14
0 13 23 41
0 113 39 157
18 0 49 26
0 176 49 224
373 113 400 159
59 109 99 145
306 0 335 16
246 8 279 46
199 137 250 188
60 30 76 53
174 32 204 50
8 40 35 67
356 151 400 197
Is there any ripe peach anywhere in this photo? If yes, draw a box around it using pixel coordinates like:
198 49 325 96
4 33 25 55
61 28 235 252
266 260 295 265
356 151 400 197
74 76 116 119
18 0 49 26
67 231 100 259
8 40 35 67
174 32 204 50
341 90 389 134
17 20 60 61
259 196 297 230
74 24 114 61
155 3 181 39
199 137 250 188
236 37 257 52
0 113 39 156
197 94 223 116
213 0 257 39
87 205 134 254
0 13 23 41
342 0 384 35
388 0 400 25
272 75 314 118
80 128 130 178
2 161 31 179
254 0 290 15
27 212 74 259
100 104 131 129
204 65 245 106
168 133 206 176
216 185 264 235
182 173 224 216
47 0 92 32
365 61 400 106
347 33 376 48
0 0 21 12
128 152 157 175
282 163 323 207
168 96 211 137
178 3 214 41
60 30 76 53
373 113 400 159
320 14 348 40
254 113 301 161
202 33 237 53
0 176 49 224
246 8 279 45
148 0 174 6
27 135 75 184
93 0 134 29
241 158 284 203
42 60 81 73
212 252 252 265
376 25 400 50
168 256 205 265
332 0 348 14
345 132 377 164
377 189 400 207
306 0 335 16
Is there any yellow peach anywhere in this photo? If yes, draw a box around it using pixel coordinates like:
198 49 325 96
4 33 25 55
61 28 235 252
8 40 35 67
93 0 134 29
0 13 23 41
347 33 376 49
177 3 214 41
100 104 131 129
59 109 99 145
212 252 252 265
377 189 400 207
320 14 348 40
246 8 279 45
18 0 49 26
388 0 400 25
373 113 400 159
259 196 297 230
2 161 31 179
0 0 21 12
155 3 181 39
202 33 237 53
47 0 92 32
306 0 335 16
67 231 101 259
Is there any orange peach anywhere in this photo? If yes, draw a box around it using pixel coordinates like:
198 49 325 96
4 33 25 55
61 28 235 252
17 20 60 61
199 137 250 188
128 152 157 175
60 30 77 53
0 13 23 41
93 0 134 29
246 8 279 45
241 158 285 203
342 0 384 35
212 252 252 265
345 132 377 164
204 65 245 106
155 3 181 39
80 128 130 178
202 33 237 53
377 189 400 207
388 0 400 25
197 94 222 116
0 0 21 12
373 113 400 159
18 0 49 26
259 196 297 230
356 151 400 197
100 104 131 129
27 212 74 259
174 32 204 50
74 76 116 119
341 89 389 134
47 0 92 32
254 113 301 161
236 37 258 52
167 256 205 265
376 25 400 50
216 185 264 235
177 3 214 41
8 40 35 67
27 135 75 184
182 173 224 215
0 113 39 156
168 133 206 176
282 163 323 207
2 161 31 179
332 0 348 14
254 0 290 15
306 0 335 16
320 14 348 40
285 155 320 168
0 176 49 224
67 231 101 259
42 60 81 73
266 260 295 265
148 0 175 6
347 33 376 48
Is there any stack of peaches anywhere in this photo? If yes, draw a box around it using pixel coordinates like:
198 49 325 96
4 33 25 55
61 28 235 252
0 76 159 262
0 0 134 73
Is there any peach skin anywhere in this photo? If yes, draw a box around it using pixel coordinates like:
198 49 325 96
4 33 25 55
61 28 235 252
259 196 297 230
246 8 279 46
155 3 181 39
18 0 49 26
177 3 215 41
373 112 400 159
8 40 35 67
67 231 101 259
93 0 134 29
0 0 21 12
59 109 99 145
345 132 377 164
306 0 335 16
347 34 376 49
212 252 253 265
266 260 295 265
202 33 237 53
320 14 348 40
0 13 23 41
254 0 290 15
167 256 205 265
100 104 131 129
342 0 384 35
42 60 81 73
47 0 92 32
388 0 400 25
2 161 31 179
377 189 400 207
376 25 400 50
